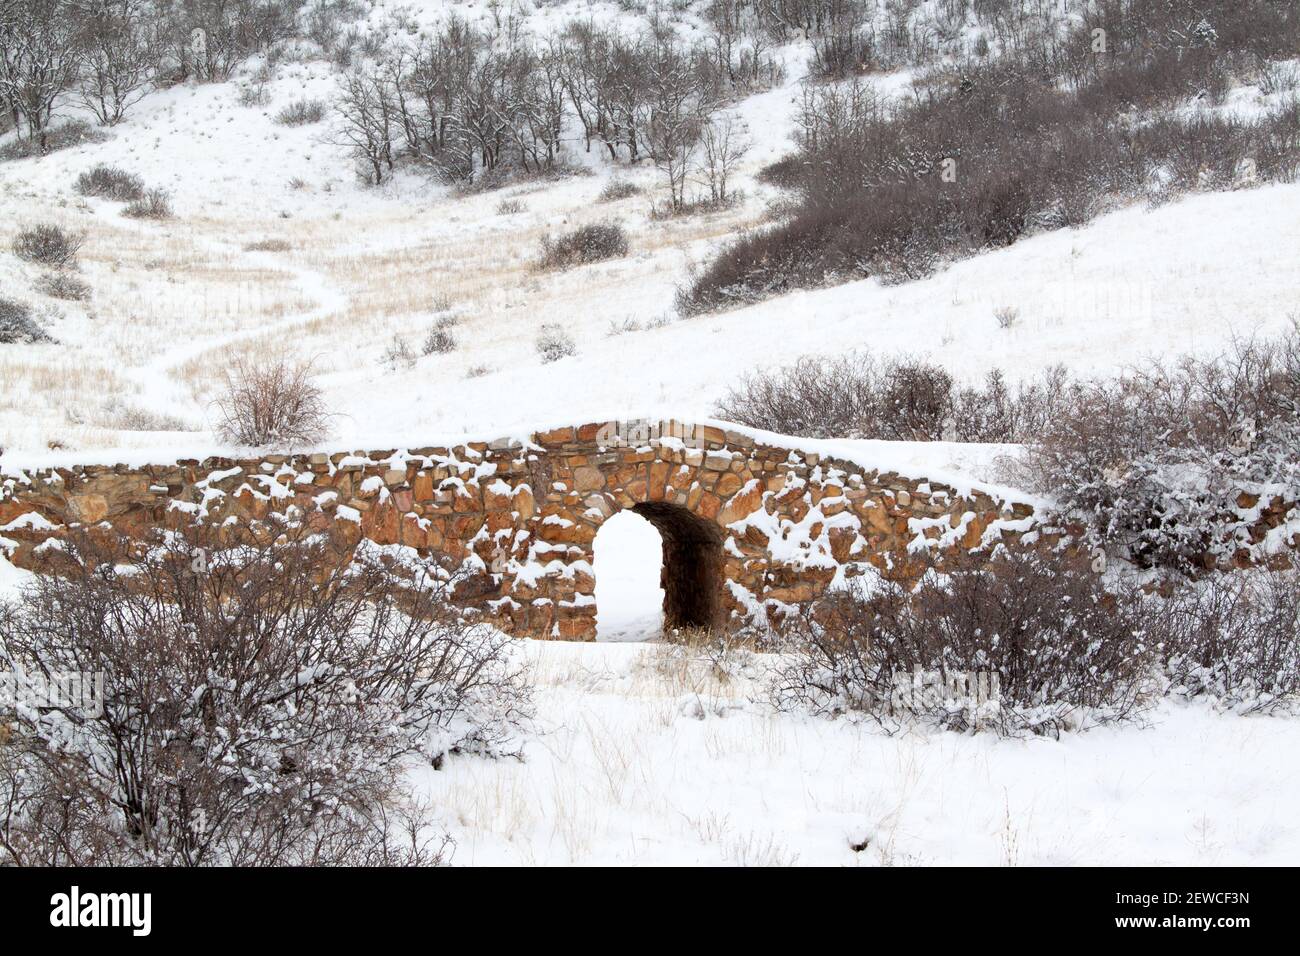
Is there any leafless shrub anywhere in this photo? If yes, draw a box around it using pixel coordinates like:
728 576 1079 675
0 297 54 344
11 223 82 268
236 79 271 108
243 238 292 252
35 271 90 301
1153 570 1300 714
495 198 525 215
606 316 642 336
122 188 173 219
75 164 145 201
715 353 950 441
306 0 367 54
718 352 1073 444
994 305 1019 329
772 551 1157 736
465 363 493 378
214 354 331 447
1258 59 1300 96
421 317 458 355
597 179 642 202
0 525 531 865
535 323 577 363
382 334 417 370
539 222 628 270
1017 328 1300 571
682 48 1300 314
0 121 104 161
275 98 327 126
880 360 954 440
949 366 1071 444
649 192 742 221
809 27 876 80
716 354 875 439
659 625 765 689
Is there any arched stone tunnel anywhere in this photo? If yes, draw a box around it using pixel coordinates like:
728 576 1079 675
0 419 1049 639
631 501 725 632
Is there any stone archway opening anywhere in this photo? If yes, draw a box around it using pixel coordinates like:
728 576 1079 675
630 501 725 635
592 509 665 641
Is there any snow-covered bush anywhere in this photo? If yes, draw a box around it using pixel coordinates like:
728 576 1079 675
716 352 1069 442
539 222 628 270
535 323 577 363
1154 570 1300 714
716 353 947 440
75 164 145 201
122 187 173 219
214 354 331 447
597 179 641 202
422 317 458 355
681 13 1300 316
274 98 327 126
1020 330 1300 571
11 223 82 268
0 297 54 344
772 552 1157 737
35 271 90 301
0 526 531 865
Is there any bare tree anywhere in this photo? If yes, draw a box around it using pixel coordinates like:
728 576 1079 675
643 32 712 211
78 0 156 125
155 0 282 83
556 21 610 155
333 65 397 185
698 109 749 203
0 0 85 152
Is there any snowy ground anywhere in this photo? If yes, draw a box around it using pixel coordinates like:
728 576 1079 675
420 637 1300 866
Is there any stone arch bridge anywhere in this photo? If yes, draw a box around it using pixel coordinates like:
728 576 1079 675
0 420 1046 640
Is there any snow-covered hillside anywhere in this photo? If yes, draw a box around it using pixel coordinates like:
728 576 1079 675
2 2 1296 462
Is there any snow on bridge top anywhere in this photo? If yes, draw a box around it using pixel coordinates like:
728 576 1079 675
0 418 1050 639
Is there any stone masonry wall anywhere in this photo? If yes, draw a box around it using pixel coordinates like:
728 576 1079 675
0 420 1050 640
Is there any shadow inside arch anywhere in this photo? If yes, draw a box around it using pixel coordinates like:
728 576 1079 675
629 501 725 632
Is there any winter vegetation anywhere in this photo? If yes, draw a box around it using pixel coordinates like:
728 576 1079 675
0 525 530 864
2 0 1300 867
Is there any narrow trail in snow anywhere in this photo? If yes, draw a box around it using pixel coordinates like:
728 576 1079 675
124 243 349 427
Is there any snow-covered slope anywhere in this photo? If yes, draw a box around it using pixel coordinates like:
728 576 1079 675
3 10 1295 468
